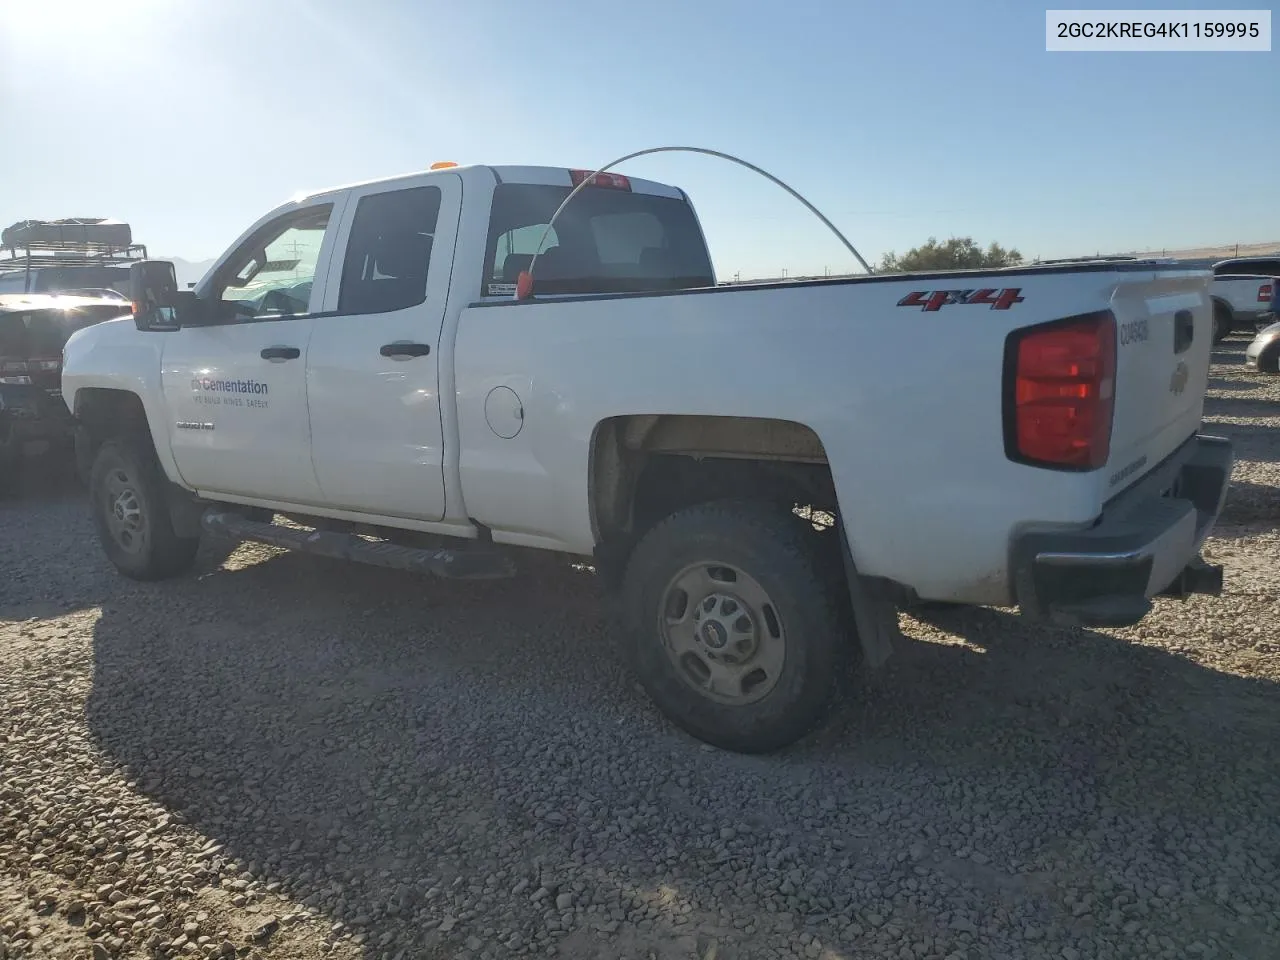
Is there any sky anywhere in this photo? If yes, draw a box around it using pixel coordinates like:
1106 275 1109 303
1 0 1276 280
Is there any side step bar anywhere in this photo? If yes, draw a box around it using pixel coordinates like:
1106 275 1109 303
201 509 516 580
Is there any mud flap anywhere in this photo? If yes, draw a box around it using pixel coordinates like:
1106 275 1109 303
838 523 899 669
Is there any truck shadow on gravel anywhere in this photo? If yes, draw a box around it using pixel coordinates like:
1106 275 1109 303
1219 479 1280 527
82 549 1280 959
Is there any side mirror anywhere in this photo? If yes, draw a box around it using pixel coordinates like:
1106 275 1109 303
128 260 183 331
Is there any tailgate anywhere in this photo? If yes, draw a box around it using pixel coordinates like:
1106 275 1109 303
1105 274 1212 494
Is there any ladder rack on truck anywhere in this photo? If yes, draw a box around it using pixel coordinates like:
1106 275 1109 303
0 218 148 295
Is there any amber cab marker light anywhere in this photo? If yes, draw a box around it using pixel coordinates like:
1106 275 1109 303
430 161 458 170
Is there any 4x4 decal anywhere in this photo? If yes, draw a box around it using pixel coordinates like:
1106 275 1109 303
898 288 1024 312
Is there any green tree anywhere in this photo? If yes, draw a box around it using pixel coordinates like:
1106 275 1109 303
878 236 1023 273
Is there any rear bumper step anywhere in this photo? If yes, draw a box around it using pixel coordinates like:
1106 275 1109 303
201 509 515 580
1012 433 1233 628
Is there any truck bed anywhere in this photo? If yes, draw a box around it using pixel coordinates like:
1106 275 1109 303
454 259 1215 604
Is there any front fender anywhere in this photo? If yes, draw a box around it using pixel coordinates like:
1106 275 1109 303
62 318 184 486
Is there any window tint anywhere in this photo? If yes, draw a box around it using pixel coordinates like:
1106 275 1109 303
217 205 333 320
338 186 441 315
482 184 714 297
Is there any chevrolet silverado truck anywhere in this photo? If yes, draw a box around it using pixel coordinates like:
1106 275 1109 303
60 163 1234 753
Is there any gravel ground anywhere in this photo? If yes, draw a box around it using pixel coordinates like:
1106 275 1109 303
2 336 1277 960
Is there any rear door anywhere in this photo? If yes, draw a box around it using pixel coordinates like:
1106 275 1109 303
304 175 461 521
1104 272 1214 493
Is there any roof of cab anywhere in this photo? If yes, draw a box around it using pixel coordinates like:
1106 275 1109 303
295 164 684 204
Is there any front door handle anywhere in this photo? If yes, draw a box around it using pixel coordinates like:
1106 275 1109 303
380 341 431 360
261 345 301 362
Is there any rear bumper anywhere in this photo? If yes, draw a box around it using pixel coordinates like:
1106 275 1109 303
1012 434 1234 627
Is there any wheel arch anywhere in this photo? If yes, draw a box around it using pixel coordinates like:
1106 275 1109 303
587 413 901 669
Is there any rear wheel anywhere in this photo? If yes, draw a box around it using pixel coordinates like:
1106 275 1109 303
1212 301 1233 343
621 499 847 753
90 438 200 580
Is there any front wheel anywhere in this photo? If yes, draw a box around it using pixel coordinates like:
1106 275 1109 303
90 438 200 580
621 500 848 753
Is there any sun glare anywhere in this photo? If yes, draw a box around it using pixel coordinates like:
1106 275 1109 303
3 0 158 41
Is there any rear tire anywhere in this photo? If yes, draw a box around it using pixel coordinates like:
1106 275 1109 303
1212 301 1233 343
90 438 200 580
621 499 847 754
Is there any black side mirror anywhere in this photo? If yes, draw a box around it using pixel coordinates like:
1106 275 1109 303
128 260 183 331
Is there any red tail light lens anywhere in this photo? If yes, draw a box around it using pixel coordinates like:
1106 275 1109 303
1004 311 1116 470
1260 282 1273 303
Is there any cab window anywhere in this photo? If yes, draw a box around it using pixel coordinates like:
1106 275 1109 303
337 186 441 315
214 205 333 320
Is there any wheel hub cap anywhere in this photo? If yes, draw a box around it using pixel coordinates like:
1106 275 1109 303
102 468 146 554
659 563 786 705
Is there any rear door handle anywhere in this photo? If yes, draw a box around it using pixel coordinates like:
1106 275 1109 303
380 341 431 360
261 345 301 361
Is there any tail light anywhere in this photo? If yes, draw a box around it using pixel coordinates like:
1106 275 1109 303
1260 282 1273 303
1004 310 1116 470
0 359 32 385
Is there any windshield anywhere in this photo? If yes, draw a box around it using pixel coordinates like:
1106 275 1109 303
482 183 714 297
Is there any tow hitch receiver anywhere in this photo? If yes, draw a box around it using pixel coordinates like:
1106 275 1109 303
1158 556 1224 600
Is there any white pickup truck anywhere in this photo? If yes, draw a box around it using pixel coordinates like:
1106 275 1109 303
61 162 1234 753
1211 257 1275 340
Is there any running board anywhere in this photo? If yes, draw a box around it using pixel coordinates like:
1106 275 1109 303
201 509 515 580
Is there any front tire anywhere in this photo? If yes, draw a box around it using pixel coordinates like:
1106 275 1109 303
621 500 847 754
90 438 200 580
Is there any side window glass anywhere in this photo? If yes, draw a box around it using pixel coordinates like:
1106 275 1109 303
338 186 442 315
217 205 333 320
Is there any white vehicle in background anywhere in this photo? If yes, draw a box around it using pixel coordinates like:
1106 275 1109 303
61 161 1234 753
1211 257 1276 341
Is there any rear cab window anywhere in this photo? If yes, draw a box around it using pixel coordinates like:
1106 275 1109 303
481 182 714 298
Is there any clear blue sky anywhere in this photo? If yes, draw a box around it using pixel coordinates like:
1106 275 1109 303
1 0 1275 278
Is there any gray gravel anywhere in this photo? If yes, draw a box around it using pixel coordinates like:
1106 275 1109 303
2 335 1278 960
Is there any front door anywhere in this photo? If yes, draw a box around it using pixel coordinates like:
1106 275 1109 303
305 175 460 521
161 199 343 504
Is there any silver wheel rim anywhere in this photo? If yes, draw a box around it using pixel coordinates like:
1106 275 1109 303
102 466 148 555
658 562 786 705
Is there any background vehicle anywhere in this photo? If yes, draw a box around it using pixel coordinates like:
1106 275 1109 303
1245 320 1280 373
61 163 1233 753
0 293 134 488
1211 256 1277 341
0 218 147 298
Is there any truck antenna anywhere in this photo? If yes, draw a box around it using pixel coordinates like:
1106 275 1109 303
515 145 874 300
